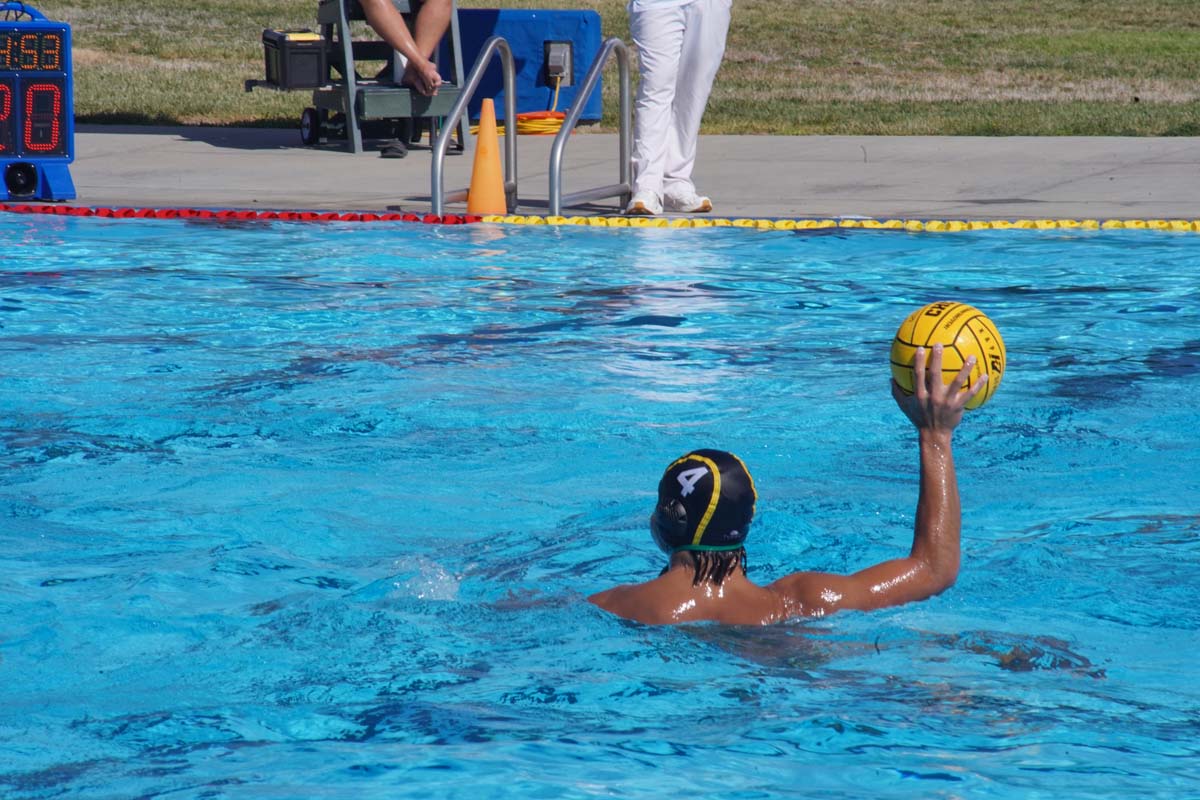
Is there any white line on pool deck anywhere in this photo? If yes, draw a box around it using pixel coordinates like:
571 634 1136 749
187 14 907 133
68 125 1200 220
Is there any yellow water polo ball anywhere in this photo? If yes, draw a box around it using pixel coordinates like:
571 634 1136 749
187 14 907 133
890 301 1006 410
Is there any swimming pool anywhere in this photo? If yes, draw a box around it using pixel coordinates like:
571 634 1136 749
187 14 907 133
1 217 1197 798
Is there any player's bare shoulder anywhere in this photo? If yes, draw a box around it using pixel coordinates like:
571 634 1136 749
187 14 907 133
588 581 677 625
766 571 844 618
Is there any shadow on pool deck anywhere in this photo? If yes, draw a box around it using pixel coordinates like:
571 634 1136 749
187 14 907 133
68 125 1200 220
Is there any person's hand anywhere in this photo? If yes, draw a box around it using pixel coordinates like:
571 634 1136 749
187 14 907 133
403 58 443 96
891 344 986 433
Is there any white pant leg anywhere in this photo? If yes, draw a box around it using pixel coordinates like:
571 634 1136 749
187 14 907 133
663 0 731 198
629 2 688 198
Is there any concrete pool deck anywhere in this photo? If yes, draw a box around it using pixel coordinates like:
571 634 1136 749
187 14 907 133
66 124 1200 220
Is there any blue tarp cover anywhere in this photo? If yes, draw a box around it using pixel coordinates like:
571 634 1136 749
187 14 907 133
440 9 603 123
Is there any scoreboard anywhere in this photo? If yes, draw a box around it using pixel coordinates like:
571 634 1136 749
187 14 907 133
1 2 75 200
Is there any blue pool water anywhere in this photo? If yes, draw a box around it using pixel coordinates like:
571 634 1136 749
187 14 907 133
1 217 1198 798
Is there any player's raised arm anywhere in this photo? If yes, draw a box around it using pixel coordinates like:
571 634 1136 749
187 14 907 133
769 344 987 617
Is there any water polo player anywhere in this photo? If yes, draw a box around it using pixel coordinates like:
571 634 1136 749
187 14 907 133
648 449 757 586
589 344 987 625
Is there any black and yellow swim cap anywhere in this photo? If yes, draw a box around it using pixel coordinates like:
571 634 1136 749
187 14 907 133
650 449 757 553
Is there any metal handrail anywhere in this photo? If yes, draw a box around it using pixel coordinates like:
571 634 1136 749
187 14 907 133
548 38 632 216
431 36 518 216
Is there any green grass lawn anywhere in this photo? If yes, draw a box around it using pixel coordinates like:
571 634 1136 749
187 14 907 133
34 0 1200 134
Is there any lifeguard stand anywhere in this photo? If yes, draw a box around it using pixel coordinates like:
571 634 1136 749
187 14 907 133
250 0 466 155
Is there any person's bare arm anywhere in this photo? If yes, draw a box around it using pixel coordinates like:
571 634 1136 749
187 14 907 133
771 344 986 617
358 0 443 95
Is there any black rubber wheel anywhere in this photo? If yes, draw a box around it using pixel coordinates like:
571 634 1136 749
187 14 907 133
299 108 321 146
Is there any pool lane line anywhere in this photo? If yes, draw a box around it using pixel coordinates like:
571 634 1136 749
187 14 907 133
0 203 482 225
2 203 1198 232
480 215 1200 232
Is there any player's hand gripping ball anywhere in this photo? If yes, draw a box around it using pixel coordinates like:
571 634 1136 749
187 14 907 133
890 302 1005 409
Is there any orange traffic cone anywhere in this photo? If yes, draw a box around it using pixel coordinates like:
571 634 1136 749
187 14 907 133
467 98 507 215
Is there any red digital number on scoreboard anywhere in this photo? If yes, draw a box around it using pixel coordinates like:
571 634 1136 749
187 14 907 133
23 78 63 153
0 76 65 155
0 78 13 154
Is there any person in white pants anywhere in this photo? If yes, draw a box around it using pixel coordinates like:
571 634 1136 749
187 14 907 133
626 0 732 215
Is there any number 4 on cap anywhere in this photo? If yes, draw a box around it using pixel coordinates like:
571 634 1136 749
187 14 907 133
676 467 708 497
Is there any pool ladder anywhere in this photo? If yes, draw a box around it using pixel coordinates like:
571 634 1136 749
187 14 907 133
431 37 633 216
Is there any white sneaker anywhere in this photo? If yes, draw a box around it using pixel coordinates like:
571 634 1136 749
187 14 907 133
664 190 713 213
625 190 662 216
